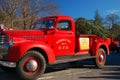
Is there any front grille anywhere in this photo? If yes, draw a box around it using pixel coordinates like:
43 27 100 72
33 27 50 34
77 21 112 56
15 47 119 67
0 35 9 44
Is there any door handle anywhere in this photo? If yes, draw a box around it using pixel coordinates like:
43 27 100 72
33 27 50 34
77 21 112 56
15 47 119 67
68 33 73 35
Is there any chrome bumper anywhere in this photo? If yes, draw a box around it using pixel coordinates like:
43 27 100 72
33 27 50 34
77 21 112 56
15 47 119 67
0 61 16 68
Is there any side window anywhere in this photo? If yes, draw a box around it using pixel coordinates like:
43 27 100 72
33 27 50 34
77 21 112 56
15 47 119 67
57 20 71 30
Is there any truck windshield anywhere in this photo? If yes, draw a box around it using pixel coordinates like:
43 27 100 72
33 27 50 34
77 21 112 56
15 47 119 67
34 19 55 30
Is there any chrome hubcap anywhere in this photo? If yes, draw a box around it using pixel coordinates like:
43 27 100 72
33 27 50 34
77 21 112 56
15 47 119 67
26 60 38 72
100 54 104 61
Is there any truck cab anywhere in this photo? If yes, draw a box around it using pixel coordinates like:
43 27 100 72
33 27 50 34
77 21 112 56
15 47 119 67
0 15 110 80
33 16 76 56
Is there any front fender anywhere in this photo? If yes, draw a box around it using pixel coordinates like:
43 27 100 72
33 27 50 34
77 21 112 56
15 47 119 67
7 41 55 63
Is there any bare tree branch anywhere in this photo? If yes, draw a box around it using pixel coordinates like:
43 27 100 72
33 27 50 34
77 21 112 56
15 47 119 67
0 0 59 29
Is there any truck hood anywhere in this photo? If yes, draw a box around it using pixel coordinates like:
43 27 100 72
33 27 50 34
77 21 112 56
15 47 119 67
2 30 46 40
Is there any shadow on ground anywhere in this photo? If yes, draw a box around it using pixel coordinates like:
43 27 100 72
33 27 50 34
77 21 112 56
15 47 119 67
79 53 120 80
79 67 120 80
0 69 22 80
0 53 119 80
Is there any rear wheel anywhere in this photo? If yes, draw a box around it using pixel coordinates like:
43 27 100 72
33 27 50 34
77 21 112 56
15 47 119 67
16 51 46 80
95 48 106 68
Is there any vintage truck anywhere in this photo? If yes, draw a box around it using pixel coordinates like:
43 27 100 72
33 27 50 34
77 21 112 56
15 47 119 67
0 15 111 80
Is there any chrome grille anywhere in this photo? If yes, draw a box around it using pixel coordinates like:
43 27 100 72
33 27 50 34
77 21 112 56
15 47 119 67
0 35 9 44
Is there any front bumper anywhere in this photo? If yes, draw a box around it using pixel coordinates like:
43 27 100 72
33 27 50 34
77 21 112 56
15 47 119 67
0 61 16 67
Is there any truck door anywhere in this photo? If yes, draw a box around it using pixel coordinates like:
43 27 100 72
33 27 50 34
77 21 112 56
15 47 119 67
53 20 75 56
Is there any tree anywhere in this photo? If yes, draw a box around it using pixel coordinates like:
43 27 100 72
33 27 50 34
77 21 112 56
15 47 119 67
0 0 59 29
94 9 103 26
0 0 19 28
104 13 120 38
75 18 92 36
106 13 120 29
0 9 6 23
18 0 59 29
75 18 109 38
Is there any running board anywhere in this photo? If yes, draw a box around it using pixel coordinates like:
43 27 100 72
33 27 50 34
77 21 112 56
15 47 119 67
56 54 96 64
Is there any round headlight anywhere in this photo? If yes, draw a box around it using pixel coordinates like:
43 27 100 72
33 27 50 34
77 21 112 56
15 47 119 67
9 39 14 47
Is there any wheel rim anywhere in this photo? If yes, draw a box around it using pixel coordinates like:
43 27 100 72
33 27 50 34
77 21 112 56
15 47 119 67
98 51 105 64
23 57 40 75
26 59 38 72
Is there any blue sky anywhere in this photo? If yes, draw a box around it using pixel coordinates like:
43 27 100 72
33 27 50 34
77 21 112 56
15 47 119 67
56 0 120 19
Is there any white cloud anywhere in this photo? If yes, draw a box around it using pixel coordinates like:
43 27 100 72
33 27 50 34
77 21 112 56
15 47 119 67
107 9 120 14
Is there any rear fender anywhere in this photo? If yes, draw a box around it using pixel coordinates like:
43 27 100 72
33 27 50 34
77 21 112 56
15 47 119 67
91 42 110 56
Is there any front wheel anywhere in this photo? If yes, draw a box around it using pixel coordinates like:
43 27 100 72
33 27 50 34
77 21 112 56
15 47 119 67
16 51 46 80
95 48 106 68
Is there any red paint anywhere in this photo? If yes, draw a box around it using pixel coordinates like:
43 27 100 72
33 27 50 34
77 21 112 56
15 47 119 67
2 15 112 64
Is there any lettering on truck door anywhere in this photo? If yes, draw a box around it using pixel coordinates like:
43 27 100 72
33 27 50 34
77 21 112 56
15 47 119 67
53 20 75 56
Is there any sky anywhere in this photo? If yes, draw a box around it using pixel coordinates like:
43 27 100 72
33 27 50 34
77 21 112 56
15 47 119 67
56 0 120 19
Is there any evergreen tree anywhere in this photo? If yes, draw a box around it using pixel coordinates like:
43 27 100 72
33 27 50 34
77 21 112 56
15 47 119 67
75 18 109 38
94 9 103 26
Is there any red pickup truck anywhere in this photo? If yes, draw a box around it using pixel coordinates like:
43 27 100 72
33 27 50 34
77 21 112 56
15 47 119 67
0 15 111 80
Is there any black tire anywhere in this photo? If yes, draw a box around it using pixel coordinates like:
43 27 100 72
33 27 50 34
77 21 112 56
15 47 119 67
95 48 106 68
16 51 46 80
